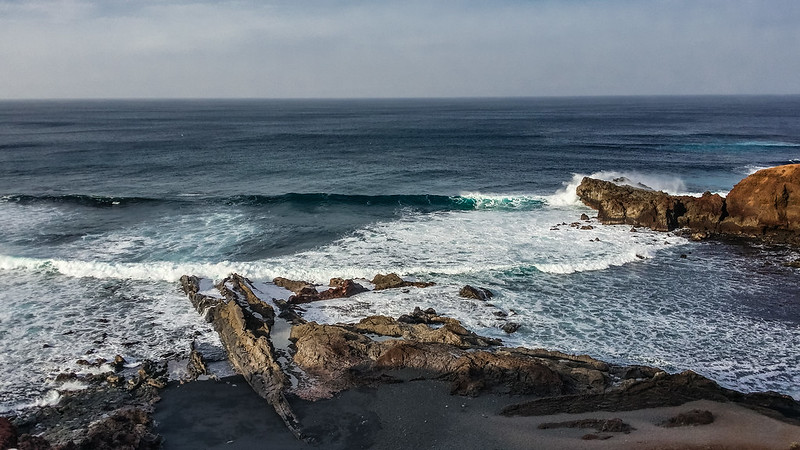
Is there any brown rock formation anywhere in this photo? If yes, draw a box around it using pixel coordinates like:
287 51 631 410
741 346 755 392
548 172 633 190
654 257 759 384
501 370 800 424
723 164 800 237
180 274 302 439
575 177 726 233
371 273 435 290
272 277 314 294
178 272 800 444
459 285 493 301
576 164 800 243
287 278 368 304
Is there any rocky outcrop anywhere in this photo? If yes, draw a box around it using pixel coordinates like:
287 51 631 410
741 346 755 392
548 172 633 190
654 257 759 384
289 320 563 398
8 359 167 450
576 164 800 243
180 274 302 439
459 285 493 301
501 369 800 424
176 272 800 444
722 164 800 238
287 278 368 304
371 273 435 290
575 177 726 233
272 277 314 294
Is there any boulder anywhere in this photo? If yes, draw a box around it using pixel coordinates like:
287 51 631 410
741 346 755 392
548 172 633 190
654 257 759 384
272 277 315 294
458 285 493 301
288 279 368 304
723 164 800 237
371 273 435 290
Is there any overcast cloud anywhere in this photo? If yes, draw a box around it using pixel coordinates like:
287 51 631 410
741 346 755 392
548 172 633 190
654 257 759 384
1 0 799 98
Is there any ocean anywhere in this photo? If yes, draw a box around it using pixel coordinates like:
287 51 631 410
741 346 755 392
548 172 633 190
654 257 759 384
1 96 799 412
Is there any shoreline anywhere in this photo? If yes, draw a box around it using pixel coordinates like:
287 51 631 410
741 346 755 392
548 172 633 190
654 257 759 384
154 375 800 450
4 271 800 448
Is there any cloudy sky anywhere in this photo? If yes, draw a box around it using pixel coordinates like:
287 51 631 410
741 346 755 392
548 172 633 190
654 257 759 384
1 0 799 98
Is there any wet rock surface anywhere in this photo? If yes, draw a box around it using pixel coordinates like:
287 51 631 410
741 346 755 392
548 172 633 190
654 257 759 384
577 164 800 244
458 285 493 301
6 360 166 449
371 273 435 290
662 409 715 427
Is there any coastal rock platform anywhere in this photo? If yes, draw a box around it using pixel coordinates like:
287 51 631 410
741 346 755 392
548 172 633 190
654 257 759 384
576 164 800 244
169 273 800 449
4 271 800 449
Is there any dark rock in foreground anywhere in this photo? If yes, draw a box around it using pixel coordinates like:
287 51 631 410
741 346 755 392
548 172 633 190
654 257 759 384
576 164 800 244
662 409 715 427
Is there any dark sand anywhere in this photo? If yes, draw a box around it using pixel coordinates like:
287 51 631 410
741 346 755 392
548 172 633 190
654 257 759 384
154 376 800 450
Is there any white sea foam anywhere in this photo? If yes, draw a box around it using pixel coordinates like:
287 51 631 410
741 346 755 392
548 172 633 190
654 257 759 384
735 141 800 147
546 171 692 207
0 271 223 413
742 164 771 175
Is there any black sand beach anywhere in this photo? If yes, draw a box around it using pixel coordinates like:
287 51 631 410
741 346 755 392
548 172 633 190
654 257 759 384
155 376 800 450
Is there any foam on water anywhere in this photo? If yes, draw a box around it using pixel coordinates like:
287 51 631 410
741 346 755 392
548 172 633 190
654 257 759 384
1 173 799 409
547 171 701 208
0 270 222 413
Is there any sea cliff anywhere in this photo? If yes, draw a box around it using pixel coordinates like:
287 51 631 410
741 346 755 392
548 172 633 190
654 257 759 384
576 164 800 243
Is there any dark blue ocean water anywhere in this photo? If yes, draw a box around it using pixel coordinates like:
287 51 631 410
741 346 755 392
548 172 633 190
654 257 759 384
1 96 799 411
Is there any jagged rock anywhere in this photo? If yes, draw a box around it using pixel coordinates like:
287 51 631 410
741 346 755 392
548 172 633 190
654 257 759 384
179 274 303 439
501 369 800 423
662 409 714 427
580 213 590 221
318 279 368 299
458 285 493 301
287 286 320 304
186 342 208 381
576 177 725 232
272 277 314 294
16 434 51 449
80 407 161 450
288 279 368 304
371 273 435 290
111 355 126 372
501 322 521 334
577 165 800 244
397 306 439 324
290 318 567 399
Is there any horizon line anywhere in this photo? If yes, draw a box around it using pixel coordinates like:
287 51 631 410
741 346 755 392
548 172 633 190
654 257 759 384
2 93 800 102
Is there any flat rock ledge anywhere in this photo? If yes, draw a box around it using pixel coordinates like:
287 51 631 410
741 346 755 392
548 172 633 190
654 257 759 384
576 164 800 244
179 273 800 444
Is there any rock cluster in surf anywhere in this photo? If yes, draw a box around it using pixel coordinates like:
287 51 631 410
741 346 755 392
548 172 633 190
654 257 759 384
576 164 800 243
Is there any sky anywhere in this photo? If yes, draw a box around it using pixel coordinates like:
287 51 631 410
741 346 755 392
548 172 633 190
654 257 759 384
1 0 799 99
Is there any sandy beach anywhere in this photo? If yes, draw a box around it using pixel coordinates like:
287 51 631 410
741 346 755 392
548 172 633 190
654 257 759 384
154 376 800 450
